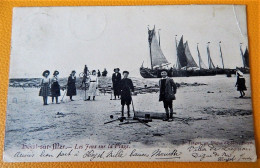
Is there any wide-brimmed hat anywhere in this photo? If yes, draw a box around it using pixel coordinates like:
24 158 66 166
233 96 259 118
114 68 120 72
42 70 50 76
236 70 243 77
160 69 168 73
53 70 59 75
123 71 129 74
71 70 76 74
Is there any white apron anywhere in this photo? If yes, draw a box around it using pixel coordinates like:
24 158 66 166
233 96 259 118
87 75 98 96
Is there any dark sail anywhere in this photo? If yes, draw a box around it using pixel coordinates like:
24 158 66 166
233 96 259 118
148 27 169 68
243 47 249 68
177 36 187 67
207 45 215 69
174 36 182 69
184 41 198 68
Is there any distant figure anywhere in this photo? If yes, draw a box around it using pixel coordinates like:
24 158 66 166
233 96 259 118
39 70 51 105
97 70 101 77
84 65 89 75
159 70 177 121
51 70 61 104
112 68 121 100
102 68 108 77
81 65 89 87
87 70 98 101
169 67 173 76
235 71 247 98
119 71 134 118
67 70 77 101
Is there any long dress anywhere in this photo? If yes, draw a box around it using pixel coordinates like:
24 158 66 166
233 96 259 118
87 75 98 96
51 76 61 97
39 77 51 97
119 78 134 105
67 75 77 96
236 76 247 91
112 72 121 96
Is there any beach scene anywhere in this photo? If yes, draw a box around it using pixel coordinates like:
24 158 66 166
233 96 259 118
5 74 254 149
3 5 256 162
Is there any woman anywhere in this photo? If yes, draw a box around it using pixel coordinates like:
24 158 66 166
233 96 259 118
67 70 77 101
87 70 98 100
39 70 51 105
235 71 247 98
51 70 61 104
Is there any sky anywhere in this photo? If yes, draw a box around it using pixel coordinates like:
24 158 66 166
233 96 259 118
9 5 248 78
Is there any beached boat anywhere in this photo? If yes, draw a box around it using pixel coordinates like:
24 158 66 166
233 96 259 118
140 26 250 78
140 26 216 78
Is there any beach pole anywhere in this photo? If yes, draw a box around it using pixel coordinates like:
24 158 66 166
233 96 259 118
61 88 67 102
131 99 135 115
110 87 113 100
84 83 87 101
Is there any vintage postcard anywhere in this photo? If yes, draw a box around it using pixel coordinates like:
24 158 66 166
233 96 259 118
3 5 256 162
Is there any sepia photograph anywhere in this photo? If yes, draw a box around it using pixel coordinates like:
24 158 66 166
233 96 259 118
3 5 256 162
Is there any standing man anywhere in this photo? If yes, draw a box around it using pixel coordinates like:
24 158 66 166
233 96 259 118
81 65 89 87
119 71 134 118
102 68 108 77
112 68 121 100
97 70 101 77
159 70 177 121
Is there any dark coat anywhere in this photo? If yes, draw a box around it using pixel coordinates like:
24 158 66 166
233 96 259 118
112 73 122 96
51 82 60 97
236 77 247 91
119 78 134 105
159 77 177 101
67 75 77 96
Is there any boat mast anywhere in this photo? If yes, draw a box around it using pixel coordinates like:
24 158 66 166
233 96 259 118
175 35 180 69
240 43 245 68
148 25 153 70
219 41 224 69
158 29 161 47
207 42 215 69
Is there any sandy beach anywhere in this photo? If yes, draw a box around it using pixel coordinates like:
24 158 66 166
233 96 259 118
4 74 254 152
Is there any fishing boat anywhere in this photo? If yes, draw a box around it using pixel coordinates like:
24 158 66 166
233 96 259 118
237 44 250 74
214 42 249 75
140 26 216 78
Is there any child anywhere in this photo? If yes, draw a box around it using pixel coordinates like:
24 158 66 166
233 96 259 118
119 71 134 118
235 71 247 98
159 70 177 121
87 70 98 100
51 70 61 104
39 70 51 105
67 70 77 101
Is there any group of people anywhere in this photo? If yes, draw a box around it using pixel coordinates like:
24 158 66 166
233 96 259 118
38 67 178 121
39 66 246 122
38 66 110 105
39 70 77 105
112 68 177 121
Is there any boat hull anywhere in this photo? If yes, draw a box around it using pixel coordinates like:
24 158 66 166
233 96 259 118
140 67 217 78
140 67 250 78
